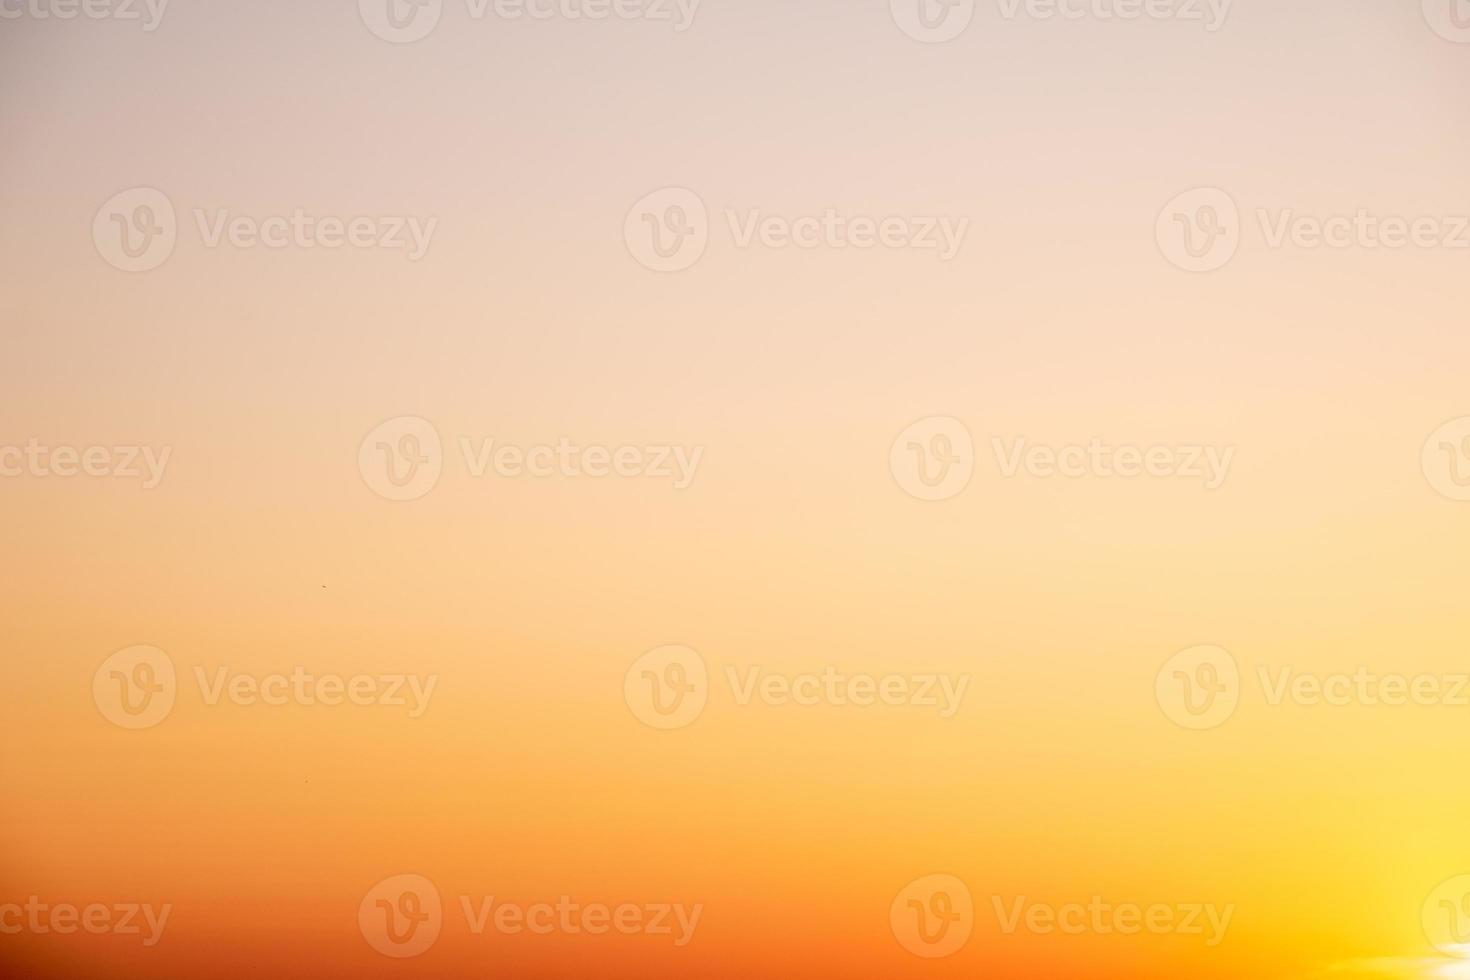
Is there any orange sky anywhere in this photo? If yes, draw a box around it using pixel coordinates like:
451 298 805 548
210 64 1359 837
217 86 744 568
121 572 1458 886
3 2 1470 978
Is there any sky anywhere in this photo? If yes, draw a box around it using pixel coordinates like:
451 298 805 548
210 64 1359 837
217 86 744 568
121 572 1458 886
3 1 1470 977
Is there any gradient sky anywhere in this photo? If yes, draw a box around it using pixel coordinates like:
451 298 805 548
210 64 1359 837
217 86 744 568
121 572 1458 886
3 2 1470 978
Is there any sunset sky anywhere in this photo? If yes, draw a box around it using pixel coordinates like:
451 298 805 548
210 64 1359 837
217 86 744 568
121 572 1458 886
3 2 1470 977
